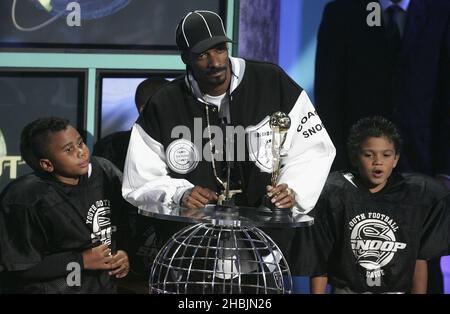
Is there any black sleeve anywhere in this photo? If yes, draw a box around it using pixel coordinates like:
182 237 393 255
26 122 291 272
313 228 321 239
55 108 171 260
112 179 134 254
291 186 338 277
418 193 450 259
136 91 163 142
308 194 337 277
314 2 348 171
16 251 83 280
0 199 48 271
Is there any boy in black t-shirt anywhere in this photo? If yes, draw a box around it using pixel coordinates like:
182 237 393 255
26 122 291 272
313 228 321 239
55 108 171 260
0 117 130 293
308 116 450 294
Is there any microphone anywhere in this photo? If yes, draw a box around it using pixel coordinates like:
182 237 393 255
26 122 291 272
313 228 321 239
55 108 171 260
220 117 241 206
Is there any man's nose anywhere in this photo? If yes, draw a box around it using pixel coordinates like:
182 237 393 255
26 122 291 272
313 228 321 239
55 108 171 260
208 52 221 67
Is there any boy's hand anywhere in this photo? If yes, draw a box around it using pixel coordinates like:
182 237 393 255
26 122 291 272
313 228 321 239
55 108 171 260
108 250 129 278
266 184 296 208
82 244 113 270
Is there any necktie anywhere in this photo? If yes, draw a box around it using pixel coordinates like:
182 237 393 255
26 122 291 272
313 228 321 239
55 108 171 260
386 5 402 58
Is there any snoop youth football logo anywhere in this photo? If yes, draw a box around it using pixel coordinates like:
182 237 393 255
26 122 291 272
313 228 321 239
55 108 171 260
349 213 406 282
86 199 116 246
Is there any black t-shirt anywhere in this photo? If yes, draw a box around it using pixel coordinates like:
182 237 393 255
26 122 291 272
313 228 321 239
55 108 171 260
303 171 450 293
0 157 130 293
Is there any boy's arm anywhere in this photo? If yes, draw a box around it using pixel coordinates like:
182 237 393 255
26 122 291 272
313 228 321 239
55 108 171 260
18 244 115 280
17 251 83 280
411 259 428 294
419 181 450 254
0 197 48 272
310 276 329 294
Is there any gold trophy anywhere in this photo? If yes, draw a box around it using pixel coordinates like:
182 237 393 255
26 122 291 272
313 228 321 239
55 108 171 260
262 112 291 216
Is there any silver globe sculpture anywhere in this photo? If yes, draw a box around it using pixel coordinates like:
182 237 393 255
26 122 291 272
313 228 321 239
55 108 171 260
149 223 293 294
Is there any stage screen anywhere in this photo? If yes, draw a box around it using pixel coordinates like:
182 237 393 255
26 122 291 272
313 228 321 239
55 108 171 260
0 0 225 52
0 71 84 192
99 71 182 138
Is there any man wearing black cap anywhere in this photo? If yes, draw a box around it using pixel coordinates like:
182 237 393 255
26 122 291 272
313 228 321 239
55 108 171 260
122 11 336 270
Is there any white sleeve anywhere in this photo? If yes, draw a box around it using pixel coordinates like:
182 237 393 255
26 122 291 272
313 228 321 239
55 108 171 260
122 124 194 208
279 90 336 214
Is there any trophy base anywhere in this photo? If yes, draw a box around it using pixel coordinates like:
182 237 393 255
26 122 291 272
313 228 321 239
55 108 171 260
215 204 238 214
259 196 292 220
214 204 239 219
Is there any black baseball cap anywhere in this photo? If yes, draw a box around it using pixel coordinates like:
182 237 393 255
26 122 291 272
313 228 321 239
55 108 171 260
176 10 233 54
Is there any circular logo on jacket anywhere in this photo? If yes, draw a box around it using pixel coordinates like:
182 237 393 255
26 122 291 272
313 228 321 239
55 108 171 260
166 139 199 174
350 218 406 270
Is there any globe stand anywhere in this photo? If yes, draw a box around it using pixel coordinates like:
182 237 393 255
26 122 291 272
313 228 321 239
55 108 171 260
149 221 292 294
139 203 313 294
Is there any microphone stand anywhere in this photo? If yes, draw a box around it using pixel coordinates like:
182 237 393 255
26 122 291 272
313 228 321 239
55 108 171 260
217 119 241 208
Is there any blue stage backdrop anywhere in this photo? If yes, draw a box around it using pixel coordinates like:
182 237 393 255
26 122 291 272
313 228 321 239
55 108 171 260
238 0 280 64
0 72 83 192
100 78 146 138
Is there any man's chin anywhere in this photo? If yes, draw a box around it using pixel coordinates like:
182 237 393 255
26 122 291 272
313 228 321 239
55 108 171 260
208 76 226 86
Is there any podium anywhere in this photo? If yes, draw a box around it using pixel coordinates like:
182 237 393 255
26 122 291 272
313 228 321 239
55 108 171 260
139 203 313 294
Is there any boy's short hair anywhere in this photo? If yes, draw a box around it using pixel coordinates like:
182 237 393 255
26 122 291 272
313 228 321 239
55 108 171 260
20 117 70 172
347 116 403 162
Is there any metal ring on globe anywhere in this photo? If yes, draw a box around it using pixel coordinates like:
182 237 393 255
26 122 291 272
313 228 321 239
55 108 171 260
166 139 200 174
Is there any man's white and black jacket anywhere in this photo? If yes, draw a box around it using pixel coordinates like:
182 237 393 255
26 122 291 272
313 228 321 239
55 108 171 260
122 57 336 214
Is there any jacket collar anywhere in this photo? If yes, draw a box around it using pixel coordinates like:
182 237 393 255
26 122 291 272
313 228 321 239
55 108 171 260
185 56 246 104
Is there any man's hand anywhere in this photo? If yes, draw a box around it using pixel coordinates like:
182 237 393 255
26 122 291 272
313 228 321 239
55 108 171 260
266 183 296 208
82 244 113 270
108 250 129 278
182 186 218 209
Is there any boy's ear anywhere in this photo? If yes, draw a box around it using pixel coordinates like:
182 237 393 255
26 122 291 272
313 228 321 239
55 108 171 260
39 159 54 173
393 153 400 168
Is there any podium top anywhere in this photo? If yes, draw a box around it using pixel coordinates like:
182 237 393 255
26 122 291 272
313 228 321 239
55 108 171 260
138 203 313 228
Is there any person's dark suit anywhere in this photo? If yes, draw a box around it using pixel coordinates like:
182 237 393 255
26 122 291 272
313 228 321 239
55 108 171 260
314 0 450 293
315 0 450 177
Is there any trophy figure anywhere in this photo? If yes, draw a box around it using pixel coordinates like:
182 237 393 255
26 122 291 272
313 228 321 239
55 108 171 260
214 120 242 208
217 181 242 207
262 112 292 217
